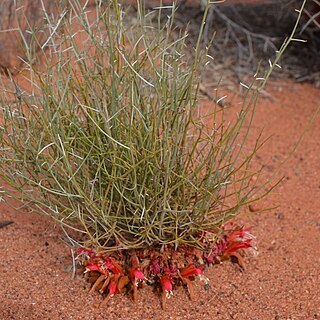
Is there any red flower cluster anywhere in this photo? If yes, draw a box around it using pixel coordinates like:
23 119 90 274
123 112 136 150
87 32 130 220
75 225 255 308
201 225 256 269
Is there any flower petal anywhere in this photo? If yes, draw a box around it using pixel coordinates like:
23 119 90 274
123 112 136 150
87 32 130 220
180 264 204 278
160 276 173 292
134 269 145 280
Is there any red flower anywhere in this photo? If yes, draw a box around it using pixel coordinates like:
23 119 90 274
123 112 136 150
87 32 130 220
129 267 145 283
104 258 124 275
180 264 204 278
101 275 120 305
219 227 256 270
179 264 204 301
221 227 255 255
85 264 101 273
160 276 173 293
223 240 252 255
227 227 254 243
108 278 118 296
160 275 173 309
133 269 145 280
129 267 145 303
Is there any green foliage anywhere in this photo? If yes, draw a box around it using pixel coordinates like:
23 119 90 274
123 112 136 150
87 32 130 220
0 0 307 250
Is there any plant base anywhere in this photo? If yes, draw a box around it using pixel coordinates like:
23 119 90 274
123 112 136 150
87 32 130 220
75 224 256 308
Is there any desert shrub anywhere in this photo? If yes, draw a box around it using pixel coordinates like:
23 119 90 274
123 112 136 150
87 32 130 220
0 0 308 304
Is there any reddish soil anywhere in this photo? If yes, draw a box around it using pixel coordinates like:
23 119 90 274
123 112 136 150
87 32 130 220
1 79 319 319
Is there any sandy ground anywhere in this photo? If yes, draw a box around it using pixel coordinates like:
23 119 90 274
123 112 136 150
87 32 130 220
0 79 319 319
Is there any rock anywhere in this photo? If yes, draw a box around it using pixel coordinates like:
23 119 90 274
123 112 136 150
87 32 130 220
248 203 262 212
